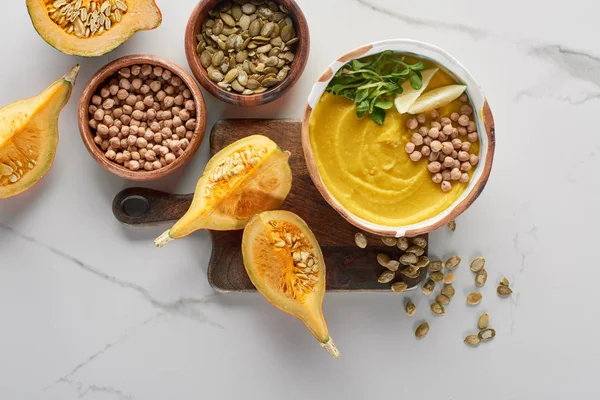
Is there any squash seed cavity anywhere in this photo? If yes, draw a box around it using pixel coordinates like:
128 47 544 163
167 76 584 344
46 0 128 38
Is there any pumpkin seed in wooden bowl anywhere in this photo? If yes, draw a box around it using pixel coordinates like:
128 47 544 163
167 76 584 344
185 0 310 106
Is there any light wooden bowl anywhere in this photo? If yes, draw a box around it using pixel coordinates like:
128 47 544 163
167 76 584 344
184 0 310 106
301 39 496 237
78 55 207 181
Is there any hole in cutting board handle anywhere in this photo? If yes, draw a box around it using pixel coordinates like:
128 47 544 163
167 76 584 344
120 195 150 218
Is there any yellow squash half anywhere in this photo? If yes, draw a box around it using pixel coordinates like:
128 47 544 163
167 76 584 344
242 210 339 359
27 0 162 57
0 65 80 199
155 135 293 247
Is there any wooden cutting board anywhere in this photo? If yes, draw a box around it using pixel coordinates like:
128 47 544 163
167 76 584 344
112 119 428 292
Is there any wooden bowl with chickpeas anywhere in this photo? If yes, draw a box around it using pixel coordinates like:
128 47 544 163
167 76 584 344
78 55 207 181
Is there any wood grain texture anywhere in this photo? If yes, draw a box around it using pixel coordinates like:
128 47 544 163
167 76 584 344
112 119 427 292
184 0 310 106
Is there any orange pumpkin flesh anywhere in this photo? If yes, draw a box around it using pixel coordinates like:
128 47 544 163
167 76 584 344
242 210 339 359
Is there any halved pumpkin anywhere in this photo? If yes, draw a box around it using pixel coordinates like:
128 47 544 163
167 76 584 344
26 0 162 57
242 210 339 359
0 65 79 198
155 135 293 247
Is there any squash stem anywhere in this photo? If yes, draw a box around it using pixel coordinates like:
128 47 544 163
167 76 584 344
154 230 174 248
64 64 80 84
321 337 340 360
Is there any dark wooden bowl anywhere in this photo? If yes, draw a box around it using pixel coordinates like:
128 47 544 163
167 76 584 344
78 55 207 181
184 0 310 106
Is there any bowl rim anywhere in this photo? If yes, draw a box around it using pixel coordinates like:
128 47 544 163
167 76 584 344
184 0 310 106
78 54 207 182
301 39 496 237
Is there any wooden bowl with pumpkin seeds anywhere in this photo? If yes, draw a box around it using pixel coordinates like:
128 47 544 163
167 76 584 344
185 0 310 106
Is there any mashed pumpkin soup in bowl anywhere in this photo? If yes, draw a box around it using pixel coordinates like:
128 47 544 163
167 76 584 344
301 39 495 237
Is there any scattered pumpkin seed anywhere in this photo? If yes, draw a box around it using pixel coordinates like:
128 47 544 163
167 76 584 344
475 268 487 287
478 313 489 329
422 279 435 296
391 281 408 293
430 301 445 315
354 232 367 248
500 277 510 286
377 253 391 267
444 272 455 284
378 270 395 284
415 322 429 338
405 300 416 316
429 271 444 283
478 328 496 341
470 257 485 272
497 285 513 297
400 253 418 265
411 236 427 248
396 237 409 251
441 284 455 298
447 220 456 232
406 246 425 256
381 237 397 246
464 334 480 346
428 260 444 272
466 292 483 305
436 294 450 305
445 256 461 270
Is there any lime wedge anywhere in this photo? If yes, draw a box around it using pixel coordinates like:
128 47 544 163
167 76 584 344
394 68 438 114
408 84 467 114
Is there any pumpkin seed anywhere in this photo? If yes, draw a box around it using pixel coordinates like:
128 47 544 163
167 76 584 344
447 220 456 232
478 328 496 341
414 256 430 268
224 68 239 83
470 257 485 272
212 50 225 66
406 246 424 256
445 255 461 270
497 285 512 297
411 236 427 248
464 334 480 346
381 237 397 246
500 277 510 286
246 79 261 90
239 14 251 30
415 322 429 339
378 270 395 284
200 51 212 68
231 5 242 20
429 271 444 283
401 265 420 279
280 24 295 42
405 300 416 316
422 279 435 296
466 292 483 305
242 3 256 14
400 253 418 265
220 13 236 27
232 80 245 93
248 19 262 36
478 313 489 329
354 232 367 248
213 19 224 35
276 67 289 81
391 282 408 293
386 260 400 272
286 37 299 46
436 294 450 305
237 70 248 86
428 260 443 272
430 302 445 315
396 237 409 251
208 70 224 82
475 268 487 287
377 253 391 267
444 272 455 284
441 284 455 298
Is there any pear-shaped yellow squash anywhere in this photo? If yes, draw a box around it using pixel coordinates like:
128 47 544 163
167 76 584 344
0 65 80 199
155 135 292 247
242 210 339 359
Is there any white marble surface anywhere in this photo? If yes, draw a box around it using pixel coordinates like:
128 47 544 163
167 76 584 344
1 0 597 398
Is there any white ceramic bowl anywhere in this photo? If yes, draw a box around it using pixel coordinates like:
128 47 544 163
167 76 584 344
301 39 496 237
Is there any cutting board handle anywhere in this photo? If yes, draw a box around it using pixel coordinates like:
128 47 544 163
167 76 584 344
112 187 192 227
